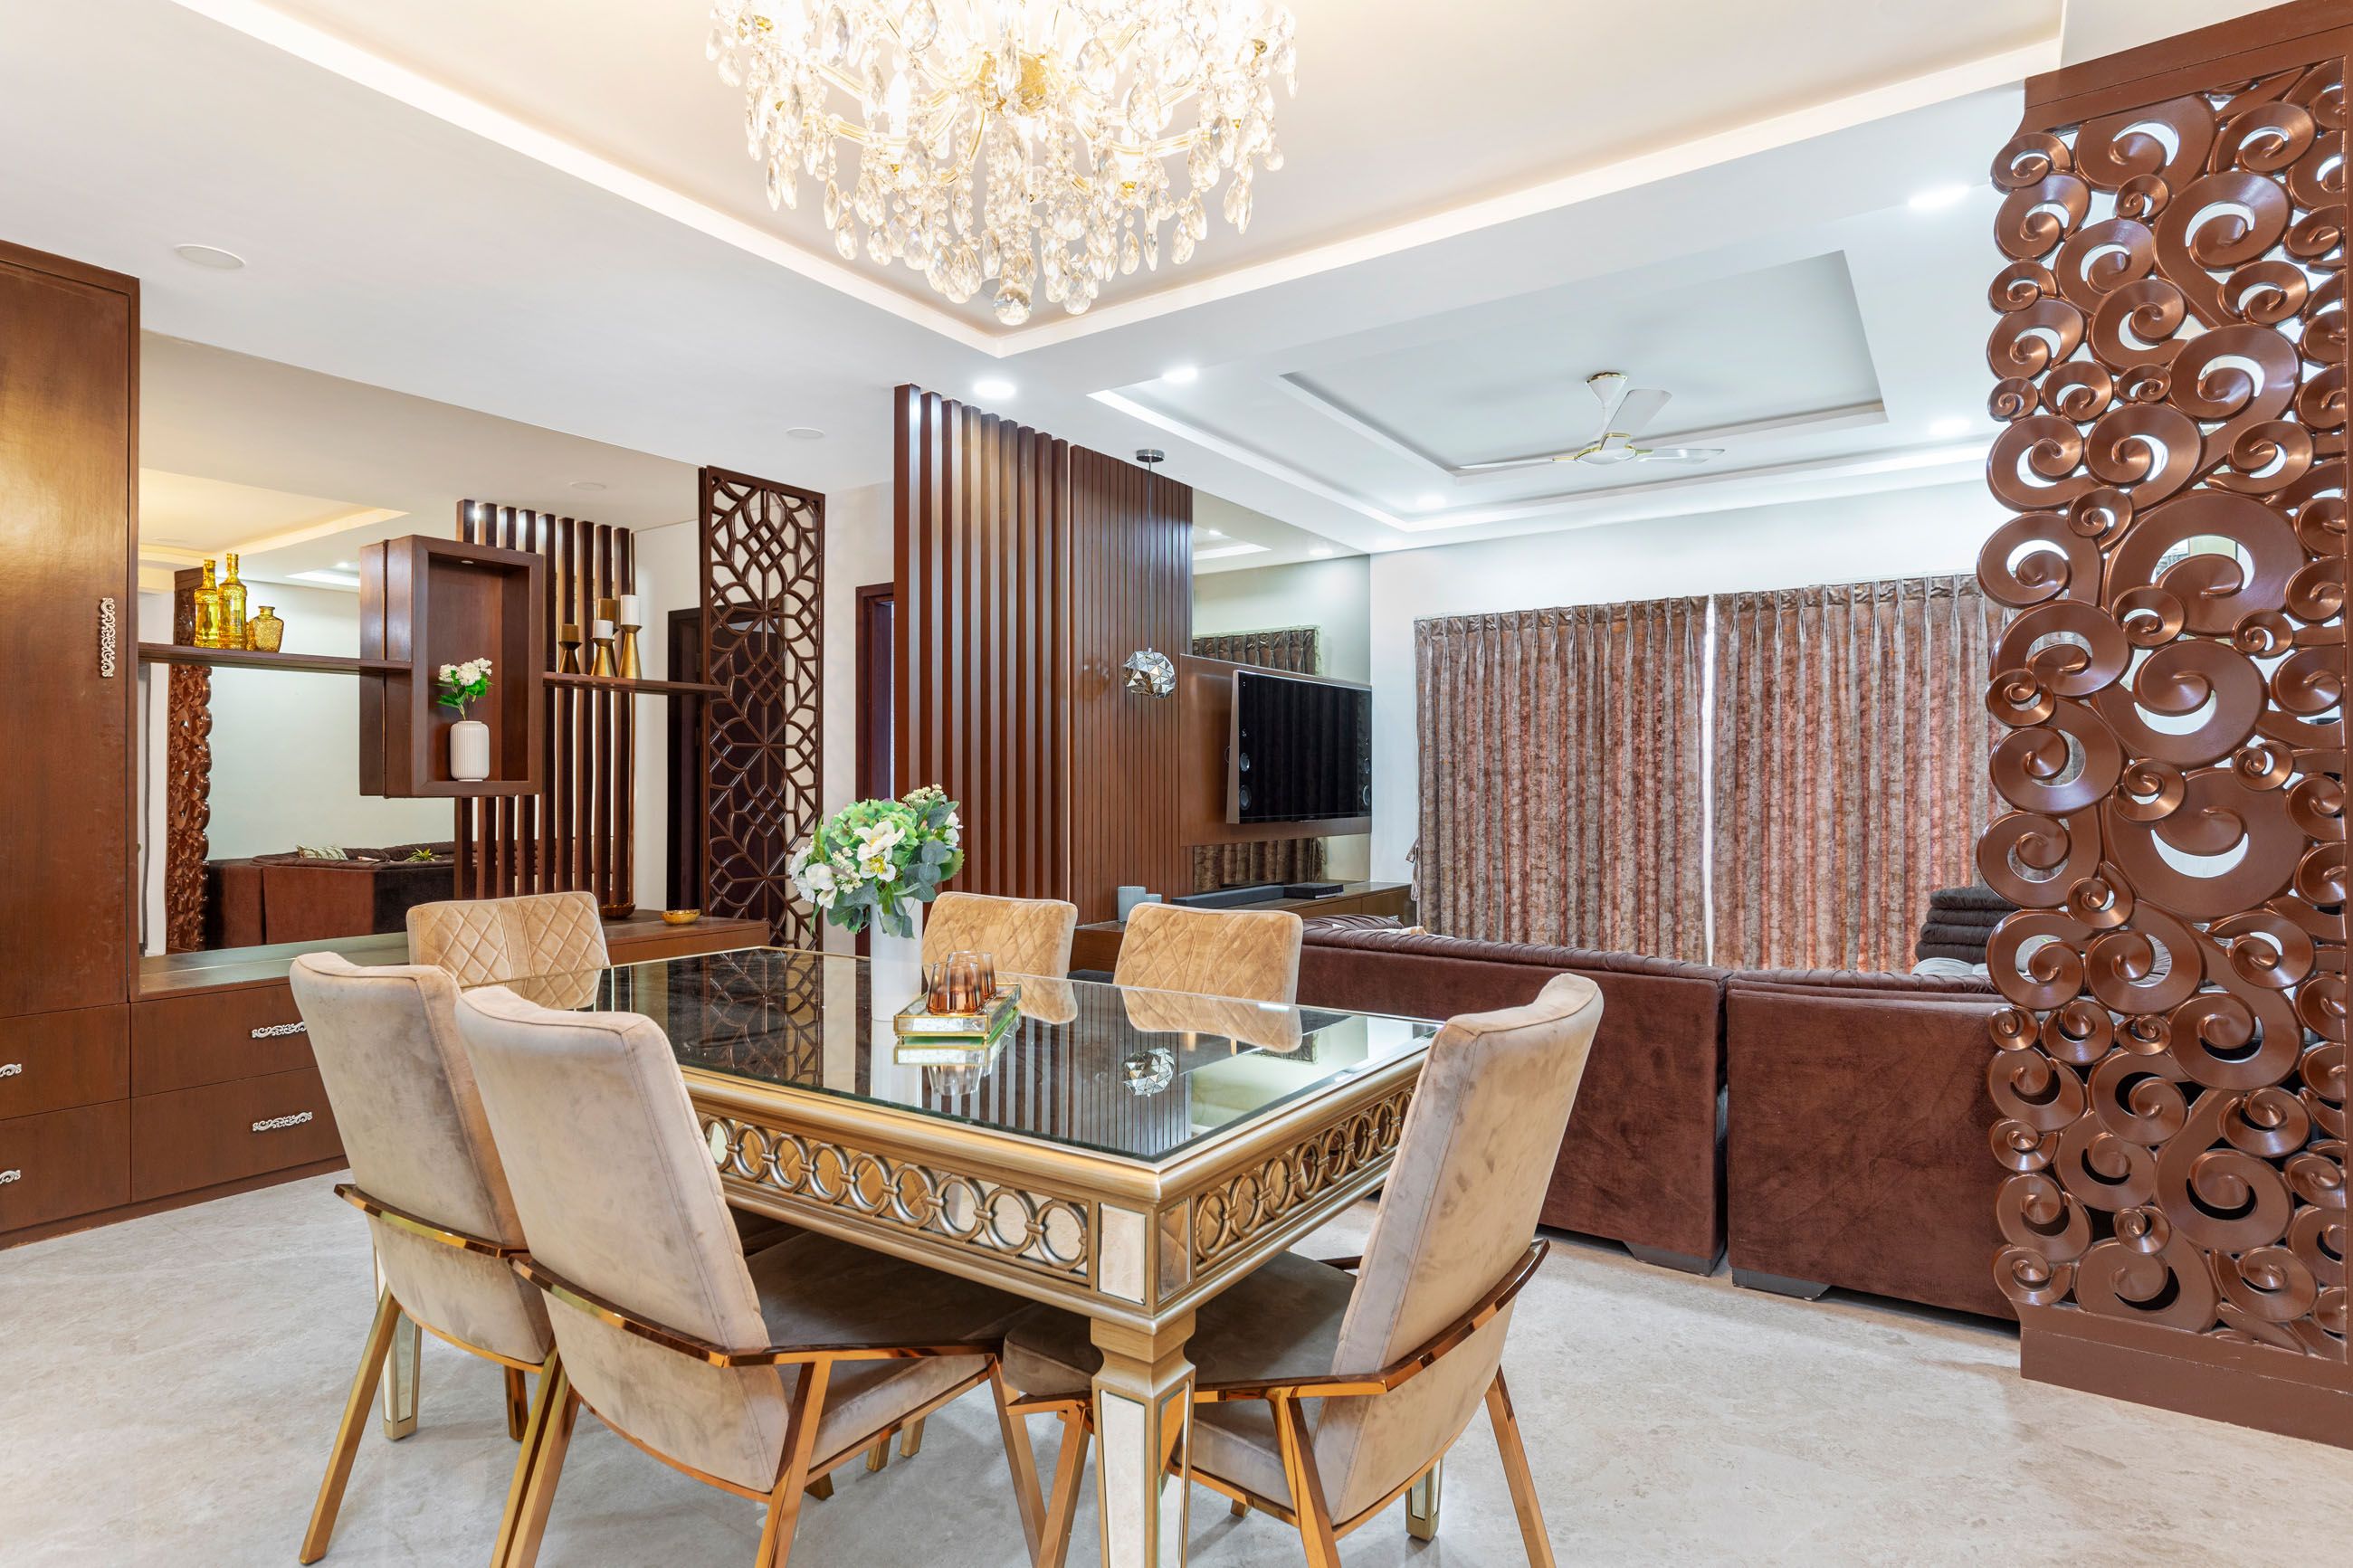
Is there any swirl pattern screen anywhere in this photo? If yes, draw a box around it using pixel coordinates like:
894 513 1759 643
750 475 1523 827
1979 56 2348 1360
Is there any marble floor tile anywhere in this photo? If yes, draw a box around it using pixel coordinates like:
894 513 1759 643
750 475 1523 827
0 1174 2342 1565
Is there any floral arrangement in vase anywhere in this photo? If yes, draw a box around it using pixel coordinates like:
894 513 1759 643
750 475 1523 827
788 786 963 937
436 657 494 783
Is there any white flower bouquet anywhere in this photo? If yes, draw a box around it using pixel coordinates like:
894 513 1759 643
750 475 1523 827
789 785 964 937
435 657 493 717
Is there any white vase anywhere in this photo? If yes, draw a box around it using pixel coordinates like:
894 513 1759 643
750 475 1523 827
869 901 925 1032
449 718 491 783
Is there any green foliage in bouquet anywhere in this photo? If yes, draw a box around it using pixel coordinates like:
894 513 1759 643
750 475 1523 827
787 785 964 937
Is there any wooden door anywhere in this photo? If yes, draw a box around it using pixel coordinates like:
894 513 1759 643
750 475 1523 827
0 242 135 1016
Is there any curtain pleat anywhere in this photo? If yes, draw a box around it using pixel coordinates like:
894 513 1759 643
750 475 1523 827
1190 628 1329 890
1710 575 1999 972
1414 598 1710 961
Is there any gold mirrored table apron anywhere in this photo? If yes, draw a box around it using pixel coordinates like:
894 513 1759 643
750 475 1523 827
471 946 1438 1568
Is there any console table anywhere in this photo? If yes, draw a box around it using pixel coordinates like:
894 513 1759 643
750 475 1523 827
1069 880 1411 972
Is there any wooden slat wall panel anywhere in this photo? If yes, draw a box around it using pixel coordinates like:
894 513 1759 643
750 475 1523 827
451 501 632 910
893 385 1192 925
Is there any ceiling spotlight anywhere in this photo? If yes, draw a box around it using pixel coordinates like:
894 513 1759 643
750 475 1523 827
1907 185 1973 212
173 243 246 271
1929 417 1973 439
1202 528 1224 538
569 480 608 492
975 377 1016 400
334 561 355 570
785 426 825 441
1163 365 1199 385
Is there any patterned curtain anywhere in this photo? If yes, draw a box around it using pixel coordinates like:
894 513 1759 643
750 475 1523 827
1710 575 2000 972
1415 599 1710 960
1191 628 1329 890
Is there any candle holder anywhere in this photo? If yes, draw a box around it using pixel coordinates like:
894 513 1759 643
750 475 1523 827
557 623 582 674
616 617 643 679
589 619 617 678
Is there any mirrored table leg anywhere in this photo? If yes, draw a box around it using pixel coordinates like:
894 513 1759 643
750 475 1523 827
1090 1314 1196 1568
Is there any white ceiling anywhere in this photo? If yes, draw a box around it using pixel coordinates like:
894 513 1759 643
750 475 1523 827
235 0 2058 332
0 0 2072 565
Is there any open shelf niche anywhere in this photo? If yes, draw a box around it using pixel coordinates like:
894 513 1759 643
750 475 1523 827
358 535 545 797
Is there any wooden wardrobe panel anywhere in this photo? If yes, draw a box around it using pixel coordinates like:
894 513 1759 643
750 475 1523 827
0 246 135 1018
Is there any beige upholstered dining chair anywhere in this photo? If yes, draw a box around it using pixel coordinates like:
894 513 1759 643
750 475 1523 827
921 890 1079 980
452 984 1041 1568
287 954 556 1565
1112 901 1304 1003
407 890 608 990
1002 971 1602 1567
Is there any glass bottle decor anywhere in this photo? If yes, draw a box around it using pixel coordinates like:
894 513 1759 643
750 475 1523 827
246 605 285 652
219 553 249 650
192 559 224 649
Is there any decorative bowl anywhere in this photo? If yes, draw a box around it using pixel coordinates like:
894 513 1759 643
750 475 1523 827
661 908 701 926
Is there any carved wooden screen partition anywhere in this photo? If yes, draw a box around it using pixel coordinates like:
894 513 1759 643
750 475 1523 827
699 467 824 950
163 569 212 951
453 502 635 909
1978 3 2349 1440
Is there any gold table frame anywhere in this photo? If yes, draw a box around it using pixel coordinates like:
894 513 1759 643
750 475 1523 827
687 996 1428 1568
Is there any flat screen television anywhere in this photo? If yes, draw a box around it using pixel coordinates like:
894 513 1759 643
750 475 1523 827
1228 669 1373 825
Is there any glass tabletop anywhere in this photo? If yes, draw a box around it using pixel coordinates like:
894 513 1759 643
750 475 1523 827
470 947 1440 1167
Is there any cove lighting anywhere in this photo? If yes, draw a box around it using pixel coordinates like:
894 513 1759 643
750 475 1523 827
1194 542 1270 561
1415 492 1445 509
289 569 362 590
1929 417 1972 438
1310 547 1336 557
1907 184 1973 212
1164 366 1200 385
974 377 1016 400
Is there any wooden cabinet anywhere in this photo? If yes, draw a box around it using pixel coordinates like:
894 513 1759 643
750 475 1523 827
131 984 315 1095
0 1101 131 1233
130 1068 342 1202
0 1007 129 1120
0 242 136 1019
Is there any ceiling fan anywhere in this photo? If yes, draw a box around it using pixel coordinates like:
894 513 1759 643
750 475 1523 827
1461 372 1725 470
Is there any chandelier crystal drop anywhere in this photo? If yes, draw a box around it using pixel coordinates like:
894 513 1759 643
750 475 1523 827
708 1 1297 323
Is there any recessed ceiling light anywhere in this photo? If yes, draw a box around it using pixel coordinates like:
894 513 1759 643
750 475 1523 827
1163 365 1199 385
173 243 246 270
1415 492 1445 509
334 561 355 570
786 426 825 441
974 377 1016 400
1929 416 1973 438
1202 528 1224 538
1907 185 1973 212
569 480 608 492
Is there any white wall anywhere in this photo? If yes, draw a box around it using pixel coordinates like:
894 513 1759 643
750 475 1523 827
2062 0 2277 63
1366 480 2006 880
1193 554 1374 879
627 483 891 955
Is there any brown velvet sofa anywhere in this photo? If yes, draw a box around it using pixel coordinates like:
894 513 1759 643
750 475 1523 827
205 842 459 947
1725 970 2009 1318
1297 925 1729 1273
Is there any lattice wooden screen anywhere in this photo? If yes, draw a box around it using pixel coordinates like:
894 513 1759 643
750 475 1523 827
454 502 635 909
700 467 824 948
1978 44 2348 1367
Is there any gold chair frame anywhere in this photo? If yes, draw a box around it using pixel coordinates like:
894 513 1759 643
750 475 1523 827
497 1253 1034 1568
300 1183 551 1564
1006 1242 1556 1568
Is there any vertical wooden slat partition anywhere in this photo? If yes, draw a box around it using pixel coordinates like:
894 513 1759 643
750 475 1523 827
894 385 1192 924
452 501 634 910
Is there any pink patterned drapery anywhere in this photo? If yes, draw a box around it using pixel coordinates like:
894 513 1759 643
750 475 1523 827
1415 598 1710 961
1710 575 2000 972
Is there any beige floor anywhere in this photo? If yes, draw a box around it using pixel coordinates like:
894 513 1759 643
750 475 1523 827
0 1175 2343 1566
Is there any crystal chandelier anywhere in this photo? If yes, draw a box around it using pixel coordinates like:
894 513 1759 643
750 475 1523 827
707 2 1297 322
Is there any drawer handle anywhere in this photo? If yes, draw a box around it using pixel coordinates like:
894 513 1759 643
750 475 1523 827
252 1022 309 1040
0 1169 20 1185
252 1110 315 1134
0 1062 21 1079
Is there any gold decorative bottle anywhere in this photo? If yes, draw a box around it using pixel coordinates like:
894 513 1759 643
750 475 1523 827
193 558 224 649
246 605 285 652
219 553 249 651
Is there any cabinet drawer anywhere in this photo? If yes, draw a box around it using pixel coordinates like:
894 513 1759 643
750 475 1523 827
0 1005 129 1119
132 984 314 1095
0 1100 130 1235
130 1068 342 1202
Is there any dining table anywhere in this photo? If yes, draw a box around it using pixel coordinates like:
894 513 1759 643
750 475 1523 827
447 946 1442 1568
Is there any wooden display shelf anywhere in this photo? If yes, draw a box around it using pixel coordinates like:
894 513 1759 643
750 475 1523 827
544 671 724 698
359 535 545 798
138 643 407 676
